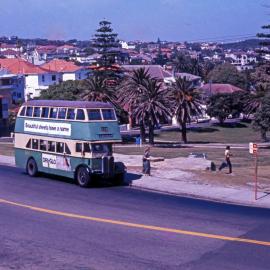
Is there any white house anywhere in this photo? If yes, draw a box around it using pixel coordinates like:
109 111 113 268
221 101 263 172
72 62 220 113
119 41 136 50
0 43 23 53
0 58 61 100
41 59 89 81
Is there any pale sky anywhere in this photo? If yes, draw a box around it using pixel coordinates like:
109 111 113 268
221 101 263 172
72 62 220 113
0 0 269 42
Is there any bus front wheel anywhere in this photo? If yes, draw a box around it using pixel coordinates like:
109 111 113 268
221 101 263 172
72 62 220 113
76 166 91 187
26 158 38 177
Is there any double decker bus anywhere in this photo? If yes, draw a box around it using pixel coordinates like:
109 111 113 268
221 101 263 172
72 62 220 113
14 100 126 187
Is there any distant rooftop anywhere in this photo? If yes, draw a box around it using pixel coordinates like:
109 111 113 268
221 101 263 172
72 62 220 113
122 65 173 80
200 83 244 95
0 58 50 75
41 59 83 73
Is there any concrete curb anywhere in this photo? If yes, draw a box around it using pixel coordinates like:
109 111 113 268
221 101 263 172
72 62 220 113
131 184 270 210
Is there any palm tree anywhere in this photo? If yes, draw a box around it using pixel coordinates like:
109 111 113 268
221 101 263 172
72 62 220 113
245 84 270 116
132 78 172 145
170 77 202 143
80 76 116 104
173 53 192 74
118 68 151 142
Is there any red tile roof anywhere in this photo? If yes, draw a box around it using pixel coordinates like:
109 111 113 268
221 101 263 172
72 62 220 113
0 58 50 75
36 45 57 54
200 83 244 94
57 45 76 49
41 59 81 73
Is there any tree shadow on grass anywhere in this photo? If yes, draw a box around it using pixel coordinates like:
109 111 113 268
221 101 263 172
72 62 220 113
213 122 248 128
188 127 220 133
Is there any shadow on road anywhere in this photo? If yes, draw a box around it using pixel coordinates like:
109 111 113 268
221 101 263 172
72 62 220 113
22 171 142 189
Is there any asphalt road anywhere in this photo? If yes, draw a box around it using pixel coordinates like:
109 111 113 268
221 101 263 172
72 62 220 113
0 165 269 270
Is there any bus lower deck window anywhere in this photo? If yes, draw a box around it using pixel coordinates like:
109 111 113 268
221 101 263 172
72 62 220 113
40 140 47 151
76 109 85 120
83 143 91 153
48 141 56 152
56 142 64 153
65 144 71 155
76 143 82 152
32 139 38 150
41 107 49 118
26 139 31 148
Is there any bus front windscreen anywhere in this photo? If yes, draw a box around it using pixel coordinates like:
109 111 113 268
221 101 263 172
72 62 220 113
91 143 112 156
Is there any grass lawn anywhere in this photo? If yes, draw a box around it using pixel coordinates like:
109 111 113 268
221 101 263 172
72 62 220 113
114 145 270 188
156 122 263 144
0 142 269 189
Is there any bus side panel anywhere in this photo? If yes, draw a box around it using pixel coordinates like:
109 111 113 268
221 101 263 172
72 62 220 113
15 148 74 179
15 149 44 172
70 157 90 173
15 148 29 169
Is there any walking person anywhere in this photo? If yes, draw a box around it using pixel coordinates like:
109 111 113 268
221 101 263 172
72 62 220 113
142 147 151 176
219 146 233 174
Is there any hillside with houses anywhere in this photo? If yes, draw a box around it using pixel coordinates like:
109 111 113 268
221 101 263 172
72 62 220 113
0 22 269 142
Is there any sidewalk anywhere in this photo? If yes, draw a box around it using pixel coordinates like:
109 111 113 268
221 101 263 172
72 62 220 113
0 154 269 209
131 173 270 209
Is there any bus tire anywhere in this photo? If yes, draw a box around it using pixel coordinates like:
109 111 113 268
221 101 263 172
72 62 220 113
112 172 125 186
113 162 126 186
26 158 38 177
76 166 91 188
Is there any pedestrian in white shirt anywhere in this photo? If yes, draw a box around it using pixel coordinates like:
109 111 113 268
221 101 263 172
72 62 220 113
219 146 233 174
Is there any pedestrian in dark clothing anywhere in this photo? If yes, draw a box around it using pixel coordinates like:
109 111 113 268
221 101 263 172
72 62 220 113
142 147 151 176
219 146 233 174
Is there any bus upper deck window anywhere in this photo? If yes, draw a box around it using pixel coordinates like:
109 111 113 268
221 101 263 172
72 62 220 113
49 108 58 119
40 140 47 151
67 108 75 120
26 107 33 117
20 106 26 116
33 107 41 118
87 109 102 120
76 109 85 120
48 141 56 152
41 107 49 118
58 108 67 119
102 109 116 120
56 142 64 153
32 139 38 150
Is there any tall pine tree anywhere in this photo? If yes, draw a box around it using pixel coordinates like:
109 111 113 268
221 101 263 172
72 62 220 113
257 23 270 63
92 20 120 78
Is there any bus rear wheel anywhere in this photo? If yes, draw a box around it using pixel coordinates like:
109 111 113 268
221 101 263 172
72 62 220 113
76 166 91 187
26 158 38 177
